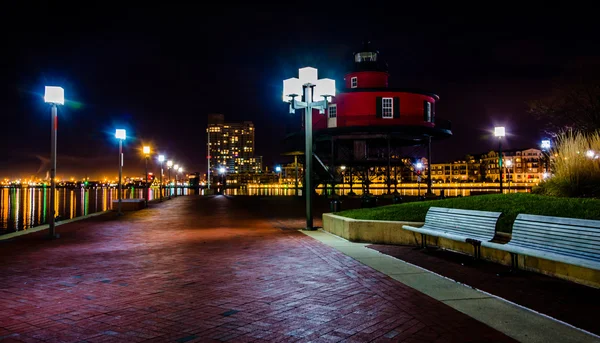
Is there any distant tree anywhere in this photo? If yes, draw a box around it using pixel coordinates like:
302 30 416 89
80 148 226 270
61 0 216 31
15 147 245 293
527 65 600 135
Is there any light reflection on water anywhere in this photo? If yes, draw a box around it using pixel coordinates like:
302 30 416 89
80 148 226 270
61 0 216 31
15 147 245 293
0 187 190 234
2 185 531 234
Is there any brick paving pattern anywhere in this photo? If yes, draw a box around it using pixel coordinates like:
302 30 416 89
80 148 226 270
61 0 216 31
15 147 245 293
0 196 514 342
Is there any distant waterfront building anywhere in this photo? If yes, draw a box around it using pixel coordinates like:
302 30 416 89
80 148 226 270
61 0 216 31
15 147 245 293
428 148 545 183
207 114 262 175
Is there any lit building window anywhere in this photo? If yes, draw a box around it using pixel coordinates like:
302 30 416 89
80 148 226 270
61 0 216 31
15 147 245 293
328 104 337 118
351 77 357 88
382 98 393 119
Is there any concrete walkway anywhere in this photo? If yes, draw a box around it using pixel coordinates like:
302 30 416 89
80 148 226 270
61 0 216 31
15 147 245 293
0 196 590 342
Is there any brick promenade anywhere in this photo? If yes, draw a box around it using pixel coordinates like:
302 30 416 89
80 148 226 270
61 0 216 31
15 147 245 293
0 196 514 342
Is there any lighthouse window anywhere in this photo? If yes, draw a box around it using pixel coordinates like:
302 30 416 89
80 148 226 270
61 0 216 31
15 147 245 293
351 77 357 88
423 101 432 122
328 104 337 118
382 98 393 118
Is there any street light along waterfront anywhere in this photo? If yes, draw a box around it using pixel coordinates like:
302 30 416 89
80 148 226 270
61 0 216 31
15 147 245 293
115 129 126 215
494 126 506 193
158 155 165 201
143 145 151 206
44 86 64 239
283 67 335 230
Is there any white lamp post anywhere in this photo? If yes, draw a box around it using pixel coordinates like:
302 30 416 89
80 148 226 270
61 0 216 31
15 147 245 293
506 159 513 192
283 67 335 230
174 164 179 196
166 160 173 199
494 126 506 193
158 154 165 201
178 167 183 195
44 86 64 238
275 165 282 184
143 146 150 206
219 166 226 194
540 139 551 175
416 162 423 198
115 129 126 215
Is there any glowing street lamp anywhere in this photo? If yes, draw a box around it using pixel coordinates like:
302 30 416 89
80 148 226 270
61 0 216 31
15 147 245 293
143 146 151 205
166 160 173 198
218 166 226 194
115 129 126 215
44 86 64 239
415 162 423 198
541 140 551 150
275 165 282 184
158 154 165 201
283 67 335 230
540 140 551 175
494 126 506 193
586 150 595 159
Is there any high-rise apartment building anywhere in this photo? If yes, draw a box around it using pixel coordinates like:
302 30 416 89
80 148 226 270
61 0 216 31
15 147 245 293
207 114 262 175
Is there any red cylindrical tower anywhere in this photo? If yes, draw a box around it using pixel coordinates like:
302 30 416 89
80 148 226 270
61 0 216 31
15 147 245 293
343 41 389 89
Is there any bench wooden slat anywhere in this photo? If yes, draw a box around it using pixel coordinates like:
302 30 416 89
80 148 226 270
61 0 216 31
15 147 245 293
506 241 600 261
482 213 600 270
513 222 600 240
511 228 600 251
403 207 502 251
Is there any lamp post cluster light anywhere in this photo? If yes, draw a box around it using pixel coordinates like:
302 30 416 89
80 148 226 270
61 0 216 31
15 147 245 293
283 67 335 230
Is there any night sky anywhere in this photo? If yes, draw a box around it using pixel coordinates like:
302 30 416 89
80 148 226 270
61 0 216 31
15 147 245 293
2 4 599 180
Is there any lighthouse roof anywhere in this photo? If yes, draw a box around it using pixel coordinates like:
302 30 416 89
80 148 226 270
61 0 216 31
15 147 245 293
351 40 388 73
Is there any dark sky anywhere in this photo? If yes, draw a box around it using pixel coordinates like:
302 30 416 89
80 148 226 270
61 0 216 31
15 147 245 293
2 4 599 180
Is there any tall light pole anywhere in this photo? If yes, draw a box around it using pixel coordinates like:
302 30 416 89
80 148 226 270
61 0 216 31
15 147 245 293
219 166 226 194
207 128 211 191
494 126 506 193
541 139 551 175
275 166 282 185
166 160 173 199
44 86 64 238
416 162 423 198
115 129 126 215
143 146 150 206
283 67 335 230
174 164 179 196
506 159 512 193
158 155 165 201
178 167 183 195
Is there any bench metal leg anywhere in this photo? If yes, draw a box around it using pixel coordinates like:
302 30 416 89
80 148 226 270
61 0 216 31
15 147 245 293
497 253 520 277
465 239 481 260
473 243 481 260
510 253 519 271
421 233 426 249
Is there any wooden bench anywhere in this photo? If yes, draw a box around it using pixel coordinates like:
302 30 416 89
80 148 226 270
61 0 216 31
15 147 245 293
482 214 600 271
402 207 502 258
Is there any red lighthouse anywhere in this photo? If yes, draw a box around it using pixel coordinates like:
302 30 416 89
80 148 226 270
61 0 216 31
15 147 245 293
313 41 443 133
284 41 451 196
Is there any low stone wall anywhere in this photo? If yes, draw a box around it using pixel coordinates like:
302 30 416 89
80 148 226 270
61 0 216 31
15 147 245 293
323 213 600 289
